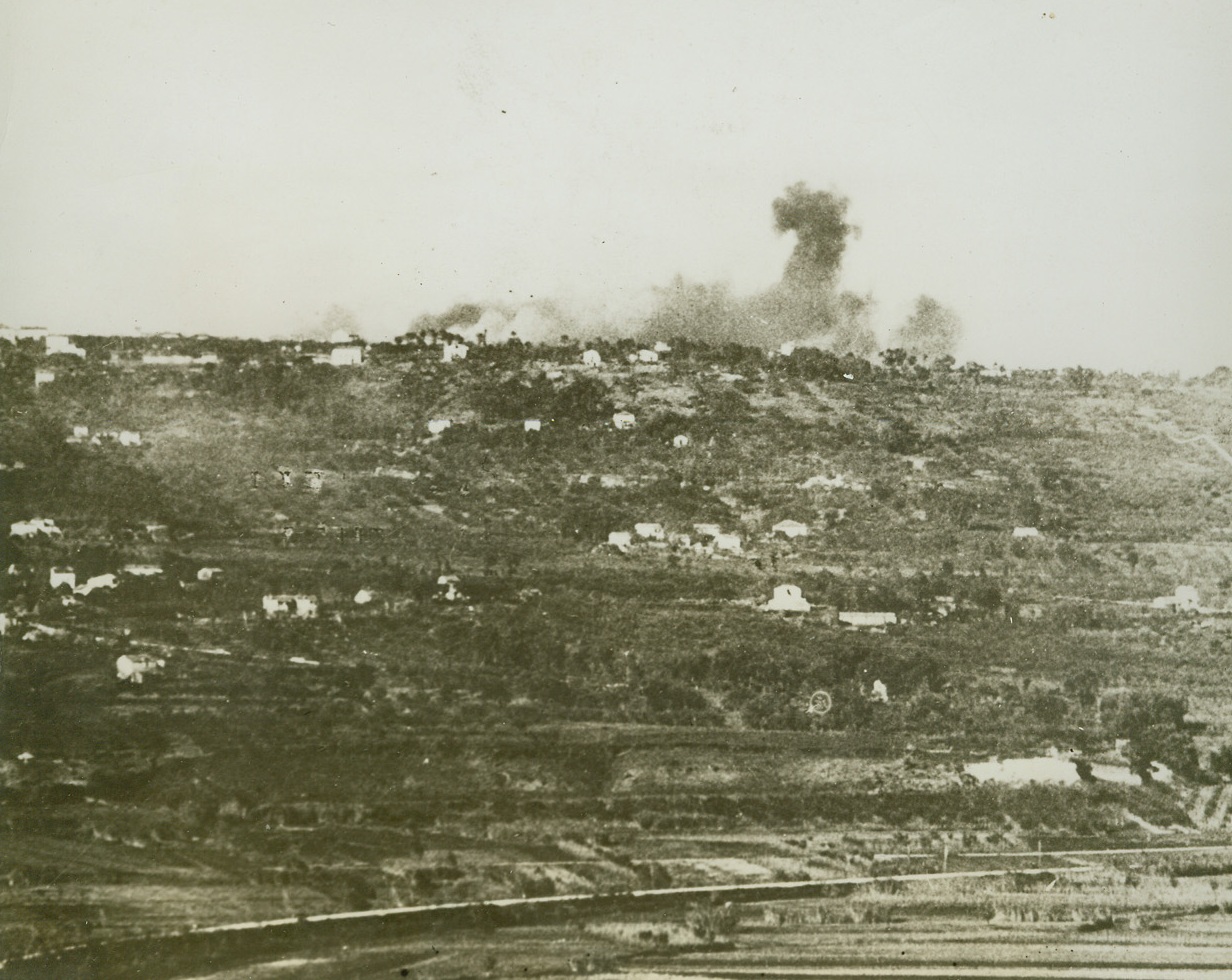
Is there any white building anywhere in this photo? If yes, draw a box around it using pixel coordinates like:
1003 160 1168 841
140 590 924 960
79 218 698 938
10 518 62 539
634 522 666 541
442 341 469 363
330 345 364 367
116 654 164 684
34 370 55 388
607 531 633 550
581 349 603 367
1152 586 1200 612
772 519 810 540
523 419 542 433
673 434 690 448
123 564 164 577
354 588 375 605
427 418 453 435
612 412 636 430
263 594 319 619
839 611 898 628
766 584 811 613
778 341 797 357
119 431 142 447
1011 526 1042 539
306 469 324 491
652 341 672 353
197 567 223 582
49 567 76 590
713 533 743 555
637 349 660 363
46 335 86 357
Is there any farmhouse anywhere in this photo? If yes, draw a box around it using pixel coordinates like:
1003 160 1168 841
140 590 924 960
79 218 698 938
306 469 324 491
612 412 636 430
49 567 76 590
330 345 364 367
673 434 690 448
523 419 542 433
581 349 602 367
772 519 809 540
1012 526 1042 539
116 654 164 684
634 522 666 541
607 531 633 550
10 518 62 539
197 567 223 582
263 594 319 619
653 341 671 353
765 584 811 613
427 418 453 435
839 611 898 628
779 341 796 357
442 341 469 363
637 349 659 363
118 430 142 447
34 370 55 387
46 335 86 357
1152 586 1200 612
123 564 164 577
713 533 743 555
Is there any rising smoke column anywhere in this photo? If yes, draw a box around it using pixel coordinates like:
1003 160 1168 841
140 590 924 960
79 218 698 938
757 182 877 354
772 182 854 291
892 295 963 359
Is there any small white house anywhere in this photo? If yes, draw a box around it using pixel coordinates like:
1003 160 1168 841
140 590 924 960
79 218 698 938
306 469 324 491
10 518 62 539
634 522 666 541
46 335 86 357
839 611 898 628
607 531 633 550
778 341 797 357
1152 586 1200 612
354 588 375 605
442 341 469 363
672 434 690 448
581 349 603 367
1011 526 1042 539
49 566 77 590
263 594 319 619
637 349 660 363
713 533 743 555
871 679 890 703
330 345 364 367
427 418 453 435
115 654 164 684
71 425 89 439
772 520 810 540
34 370 55 388
652 341 671 353
119 430 142 447
612 412 636 430
766 584 811 613
123 564 164 577
197 567 223 582
523 419 542 433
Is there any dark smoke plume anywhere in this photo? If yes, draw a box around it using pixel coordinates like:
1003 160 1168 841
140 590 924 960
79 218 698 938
638 182 876 354
892 295 963 359
772 182 855 291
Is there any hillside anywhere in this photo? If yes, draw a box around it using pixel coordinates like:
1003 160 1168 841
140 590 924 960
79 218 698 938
3 333 1232 961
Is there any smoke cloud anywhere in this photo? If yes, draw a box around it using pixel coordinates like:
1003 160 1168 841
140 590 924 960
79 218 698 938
406 182 882 355
637 181 877 354
891 295 963 359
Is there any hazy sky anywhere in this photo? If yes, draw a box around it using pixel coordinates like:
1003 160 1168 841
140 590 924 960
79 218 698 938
1 1 1229 372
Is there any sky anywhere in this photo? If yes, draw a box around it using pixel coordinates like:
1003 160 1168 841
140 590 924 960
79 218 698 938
0 0 1229 373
